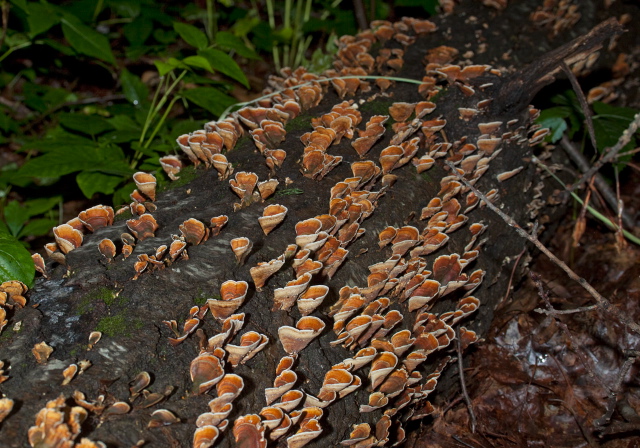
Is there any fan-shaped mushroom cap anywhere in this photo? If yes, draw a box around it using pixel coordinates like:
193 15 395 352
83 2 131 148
250 255 285 290
208 280 248 320
278 316 326 355
126 214 158 241
258 204 287 235
273 273 312 312
230 237 253 266
98 239 116 262
78 205 114 232
132 172 157 202
179 218 208 245
53 224 83 254
193 426 220 448
190 353 224 395
233 414 267 448
297 285 329 316
265 369 297 405
229 171 259 201
369 351 398 390
286 418 322 448
159 155 182 180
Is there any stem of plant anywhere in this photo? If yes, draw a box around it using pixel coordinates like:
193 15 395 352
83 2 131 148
218 75 424 120
144 96 181 150
205 0 216 41
0 42 32 64
533 156 640 245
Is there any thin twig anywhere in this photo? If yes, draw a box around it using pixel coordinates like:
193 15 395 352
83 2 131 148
594 354 637 427
456 328 477 433
533 157 640 245
353 0 368 31
532 272 610 392
445 161 640 336
560 136 635 229
534 304 597 315
568 111 640 194
498 248 526 309
560 61 597 151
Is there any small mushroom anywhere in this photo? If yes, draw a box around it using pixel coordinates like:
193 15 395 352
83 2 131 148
179 218 209 245
32 341 53 364
190 353 225 395
159 155 182 180
230 237 253 266
250 255 285 290
53 224 83 254
61 364 78 386
278 316 326 355
98 239 117 262
148 409 180 428
258 205 287 235
126 214 158 241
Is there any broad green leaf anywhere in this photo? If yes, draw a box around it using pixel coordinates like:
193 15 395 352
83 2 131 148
18 146 102 177
199 48 249 87
8 0 28 12
153 28 177 44
394 0 437 14
99 130 141 144
59 113 114 136
123 16 153 46
23 197 61 217
173 22 208 50
41 38 77 56
215 31 259 60
61 16 116 64
27 3 60 37
121 69 149 105
154 60 175 76
18 218 57 240
537 107 570 143
3 201 28 236
112 181 136 206
182 87 237 117
106 0 141 18
130 141 161 158
77 171 123 198
0 229 35 286
21 132 95 153
172 119 199 136
108 114 139 131
183 55 213 72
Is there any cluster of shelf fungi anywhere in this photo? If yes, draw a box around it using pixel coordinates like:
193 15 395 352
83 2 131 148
0 3 625 448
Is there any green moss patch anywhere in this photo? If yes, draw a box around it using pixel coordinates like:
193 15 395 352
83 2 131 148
285 115 312 132
96 314 143 338
158 165 200 192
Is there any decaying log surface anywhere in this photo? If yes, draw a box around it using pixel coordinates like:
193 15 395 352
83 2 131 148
0 1 627 447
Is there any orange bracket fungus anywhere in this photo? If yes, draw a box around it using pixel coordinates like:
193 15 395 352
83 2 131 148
5 8 627 448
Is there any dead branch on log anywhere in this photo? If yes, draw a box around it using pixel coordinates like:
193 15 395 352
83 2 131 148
495 18 624 115
444 161 640 336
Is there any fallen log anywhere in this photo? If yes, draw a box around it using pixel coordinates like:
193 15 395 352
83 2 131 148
0 1 625 447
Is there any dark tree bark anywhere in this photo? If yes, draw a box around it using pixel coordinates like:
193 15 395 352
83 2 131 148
0 1 629 447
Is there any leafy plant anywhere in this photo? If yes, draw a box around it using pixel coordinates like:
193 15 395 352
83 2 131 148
537 90 640 167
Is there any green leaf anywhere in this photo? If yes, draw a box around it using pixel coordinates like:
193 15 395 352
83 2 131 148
108 114 139 131
121 69 149 105
61 16 116 64
215 31 260 60
18 218 57 240
8 0 28 12
18 146 102 177
26 3 60 37
537 107 570 143
3 201 28 237
41 38 77 56
106 0 141 18
123 16 153 46
76 171 123 198
395 0 437 14
0 229 35 286
59 113 114 136
182 87 237 117
154 60 175 76
99 130 141 144
23 197 61 217
183 55 213 72
153 28 177 44
173 21 208 50
112 181 136 206
199 48 249 88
